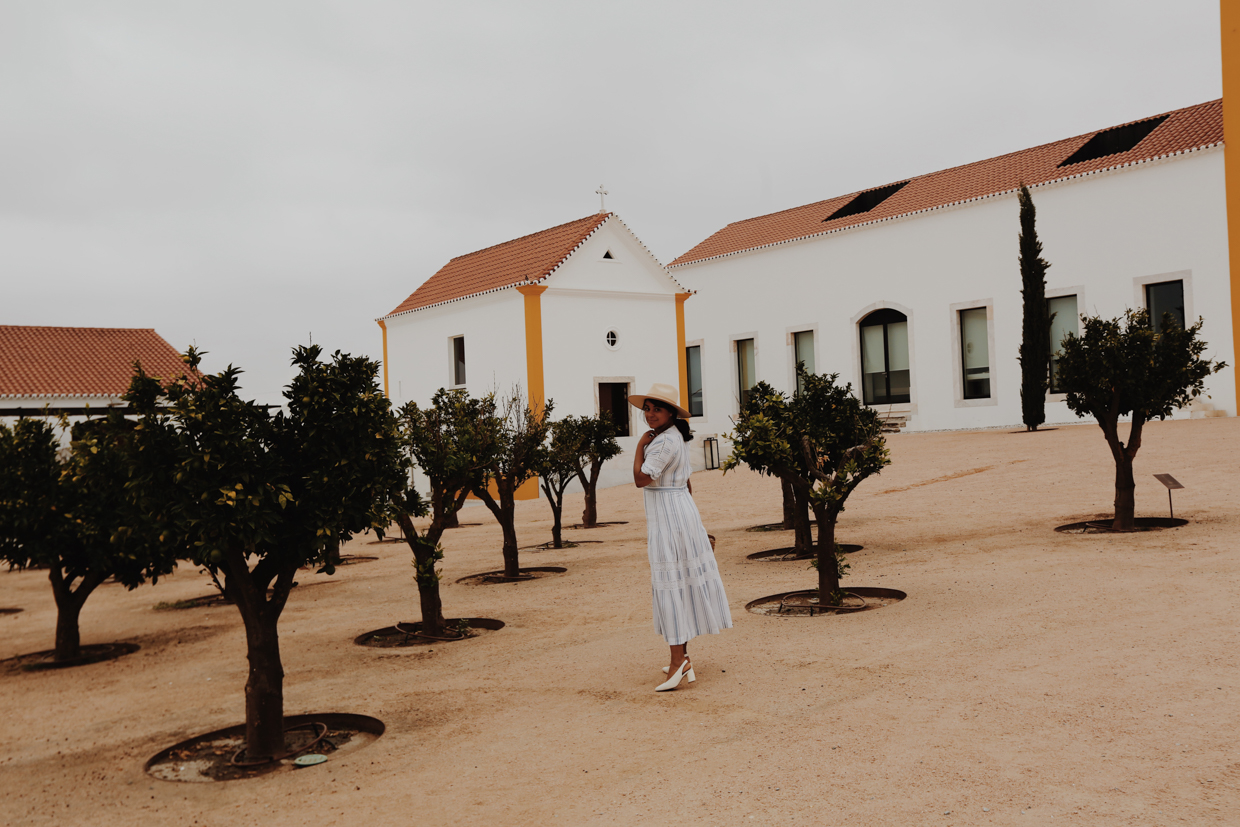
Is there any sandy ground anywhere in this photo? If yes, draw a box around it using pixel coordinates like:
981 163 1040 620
2 417 1239 826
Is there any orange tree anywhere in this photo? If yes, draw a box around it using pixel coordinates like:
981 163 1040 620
396 389 499 635
0 414 177 662
470 388 552 578
123 345 405 761
570 412 621 528
726 369 889 597
1056 309 1224 530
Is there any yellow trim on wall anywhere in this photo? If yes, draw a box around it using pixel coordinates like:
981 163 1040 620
1224 0 1240 410
514 284 549 501
675 293 692 410
377 319 389 399
516 284 549 417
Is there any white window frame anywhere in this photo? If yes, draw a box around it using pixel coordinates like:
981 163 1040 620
730 332 759 415
786 323 819 393
448 334 466 389
1133 269 1193 329
594 376 636 440
1045 286 1085 403
849 301 918 415
949 299 997 408
685 338 706 420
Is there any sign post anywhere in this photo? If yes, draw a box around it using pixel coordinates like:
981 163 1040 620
1152 474 1184 519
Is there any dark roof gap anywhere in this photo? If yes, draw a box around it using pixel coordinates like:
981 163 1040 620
1058 115 1170 167
824 181 909 222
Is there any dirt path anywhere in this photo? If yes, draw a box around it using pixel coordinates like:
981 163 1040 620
2 417 1238 826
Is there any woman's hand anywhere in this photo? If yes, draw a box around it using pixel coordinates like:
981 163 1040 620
637 429 658 449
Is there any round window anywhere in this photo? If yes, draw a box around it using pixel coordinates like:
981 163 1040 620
605 330 618 348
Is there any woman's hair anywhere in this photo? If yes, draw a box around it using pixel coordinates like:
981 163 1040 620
645 398 694 443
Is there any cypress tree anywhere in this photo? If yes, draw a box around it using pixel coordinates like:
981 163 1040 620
1018 184 1052 431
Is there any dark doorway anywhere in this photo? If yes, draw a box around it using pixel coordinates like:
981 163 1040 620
598 382 631 437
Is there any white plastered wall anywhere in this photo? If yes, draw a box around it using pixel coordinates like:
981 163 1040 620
677 148 1233 436
381 289 526 409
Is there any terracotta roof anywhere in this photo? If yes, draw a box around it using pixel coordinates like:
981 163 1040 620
0 326 188 398
383 212 613 318
670 99 1223 267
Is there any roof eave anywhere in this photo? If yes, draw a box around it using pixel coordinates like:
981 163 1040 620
668 142 1222 269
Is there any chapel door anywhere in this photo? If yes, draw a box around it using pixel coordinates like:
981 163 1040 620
859 309 911 405
598 382 631 437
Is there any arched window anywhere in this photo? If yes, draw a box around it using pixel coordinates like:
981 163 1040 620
858 309 910 405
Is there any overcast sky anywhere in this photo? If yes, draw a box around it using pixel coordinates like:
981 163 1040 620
0 1 1223 404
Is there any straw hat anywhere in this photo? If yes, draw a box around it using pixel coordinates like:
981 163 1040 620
627 383 691 420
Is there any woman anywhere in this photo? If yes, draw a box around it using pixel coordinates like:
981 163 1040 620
630 383 732 691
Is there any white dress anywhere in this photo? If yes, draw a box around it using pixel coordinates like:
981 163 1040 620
641 429 733 646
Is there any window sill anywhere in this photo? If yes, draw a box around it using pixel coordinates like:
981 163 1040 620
954 396 997 408
1046 392 1068 403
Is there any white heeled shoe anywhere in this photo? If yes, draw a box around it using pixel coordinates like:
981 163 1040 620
656 658 695 691
662 660 698 677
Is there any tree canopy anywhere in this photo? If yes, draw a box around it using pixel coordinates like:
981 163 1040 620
123 345 406 759
0 414 179 661
1056 309 1225 529
726 368 889 596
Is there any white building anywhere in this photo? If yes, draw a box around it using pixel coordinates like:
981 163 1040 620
378 212 692 495
672 99 1234 436
0 326 187 421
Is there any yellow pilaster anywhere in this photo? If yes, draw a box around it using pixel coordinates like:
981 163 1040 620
516 284 549 417
675 293 692 410
377 319 389 399
514 284 549 500
1224 0 1240 410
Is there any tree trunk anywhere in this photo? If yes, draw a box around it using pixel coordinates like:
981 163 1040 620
581 465 600 527
814 510 840 597
397 513 445 637
442 510 459 529
48 568 104 662
1112 453 1137 531
550 500 563 549
780 478 796 529
500 501 520 577
241 609 285 761
790 483 812 552
54 598 83 662
1102 414 1143 532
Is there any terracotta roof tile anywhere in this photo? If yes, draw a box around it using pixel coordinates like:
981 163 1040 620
670 99 1223 267
0 326 188 398
383 212 612 318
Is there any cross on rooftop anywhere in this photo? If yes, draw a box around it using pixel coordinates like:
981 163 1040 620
596 184 608 214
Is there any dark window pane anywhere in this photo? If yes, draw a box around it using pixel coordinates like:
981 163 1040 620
686 346 703 417
1146 280 1185 333
453 337 466 385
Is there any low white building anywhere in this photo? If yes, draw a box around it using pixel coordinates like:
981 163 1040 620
378 212 692 495
672 99 1234 436
0 326 188 422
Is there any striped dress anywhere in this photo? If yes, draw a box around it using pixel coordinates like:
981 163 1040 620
641 429 733 645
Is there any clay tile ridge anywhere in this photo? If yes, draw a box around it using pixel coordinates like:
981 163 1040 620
669 98 1223 268
0 326 190 398
381 212 615 320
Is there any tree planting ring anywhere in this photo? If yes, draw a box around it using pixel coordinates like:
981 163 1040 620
354 618 505 648
6 642 140 672
230 721 329 767
746 544 863 561
1055 517 1188 534
394 621 467 642
456 566 567 585
745 587 906 617
145 712 385 782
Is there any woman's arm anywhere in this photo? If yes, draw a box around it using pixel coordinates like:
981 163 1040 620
633 430 656 488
